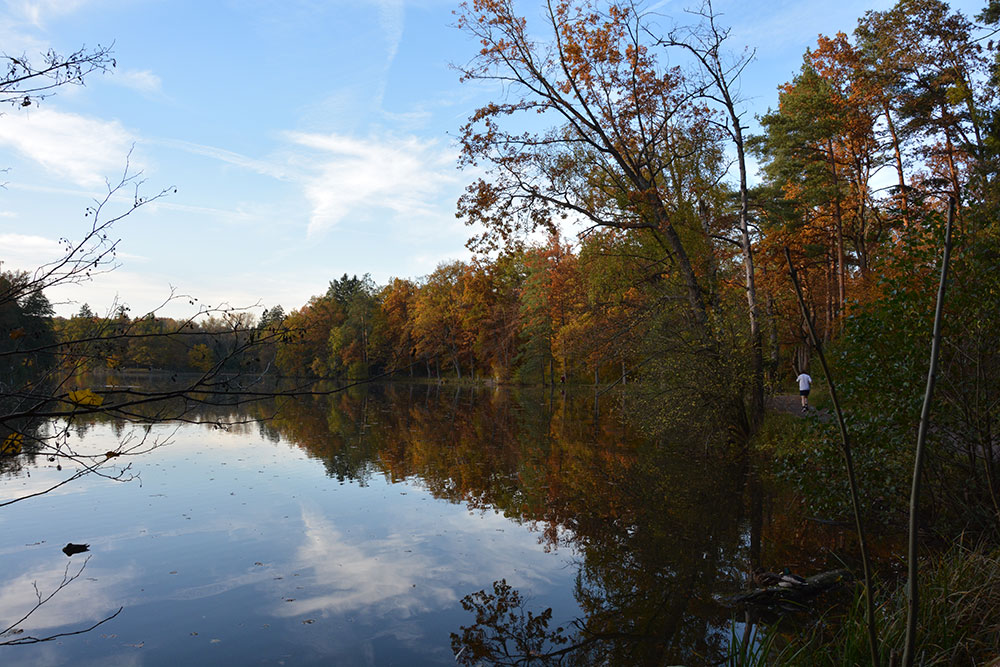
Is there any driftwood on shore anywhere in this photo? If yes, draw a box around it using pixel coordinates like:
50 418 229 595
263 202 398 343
722 569 853 608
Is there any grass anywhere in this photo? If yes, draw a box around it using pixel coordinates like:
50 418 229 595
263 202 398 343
752 541 1000 665
750 410 811 458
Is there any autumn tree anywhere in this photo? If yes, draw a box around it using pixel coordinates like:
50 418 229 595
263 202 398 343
856 0 991 210
275 296 341 377
455 0 720 341
517 233 584 384
412 262 468 378
374 278 418 377
326 274 378 379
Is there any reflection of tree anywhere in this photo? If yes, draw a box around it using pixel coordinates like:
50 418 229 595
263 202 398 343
0 557 122 646
265 384 761 664
451 579 575 665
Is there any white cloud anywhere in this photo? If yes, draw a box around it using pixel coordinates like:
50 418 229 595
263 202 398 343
0 232 65 268
285 131 458 236
112 68 163 95
0 556 135 632
5 0 91 26
0 108 139 187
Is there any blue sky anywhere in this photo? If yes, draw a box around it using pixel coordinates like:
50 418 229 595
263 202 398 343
0 0 987 318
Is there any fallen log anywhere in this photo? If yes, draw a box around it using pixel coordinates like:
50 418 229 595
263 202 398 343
721 569 853 608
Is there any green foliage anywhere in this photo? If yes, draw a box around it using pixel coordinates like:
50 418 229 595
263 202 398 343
187 343 215 372
769 542 1000 665
777 210 1000 534
0 272 58 379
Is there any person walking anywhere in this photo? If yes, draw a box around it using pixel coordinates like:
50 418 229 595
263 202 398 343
796 370 812 412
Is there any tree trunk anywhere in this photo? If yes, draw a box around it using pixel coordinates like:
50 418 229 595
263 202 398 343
731 107 764 423
884 102 910 227
828 140 846 309
650 202 712 342
766 291 780 382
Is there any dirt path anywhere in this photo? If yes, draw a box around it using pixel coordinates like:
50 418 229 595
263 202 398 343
767 393 830 420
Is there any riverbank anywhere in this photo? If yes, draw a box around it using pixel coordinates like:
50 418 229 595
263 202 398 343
748 400 1000 665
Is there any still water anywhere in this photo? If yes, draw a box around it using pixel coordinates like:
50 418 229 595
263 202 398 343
0 384 803 665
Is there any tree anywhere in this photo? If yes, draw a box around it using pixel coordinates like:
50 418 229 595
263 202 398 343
856 0 991 210
412 262 467 378
326 274 378 379
375 278 418 376
659 0 766 421
455 0 721 341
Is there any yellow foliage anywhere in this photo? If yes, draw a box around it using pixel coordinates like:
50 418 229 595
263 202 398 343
67 388 104 407
1 432 23 456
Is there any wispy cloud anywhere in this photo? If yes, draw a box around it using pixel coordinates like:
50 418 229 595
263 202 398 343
154 138 291 180
0 108 139 187
373 0 404 67
4 0 91 27
111 68 163 95
286 131 458 236
0 232 65 268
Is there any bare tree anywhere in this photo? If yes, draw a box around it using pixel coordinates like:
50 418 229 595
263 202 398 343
0 557 123 646
1 43 115 108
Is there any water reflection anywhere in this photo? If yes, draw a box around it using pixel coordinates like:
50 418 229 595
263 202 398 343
0 383 819 665
263 384 760 664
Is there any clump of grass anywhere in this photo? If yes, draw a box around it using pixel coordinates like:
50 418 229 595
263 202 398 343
764 542 1000 665
750 411 811 458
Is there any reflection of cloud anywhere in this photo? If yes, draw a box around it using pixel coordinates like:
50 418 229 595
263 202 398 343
0 108 138 187
285 132 458 236
0 557 135 632
274 507 455 619
167 569 276 602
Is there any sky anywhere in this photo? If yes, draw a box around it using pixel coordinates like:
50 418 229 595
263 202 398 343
0 0 988 319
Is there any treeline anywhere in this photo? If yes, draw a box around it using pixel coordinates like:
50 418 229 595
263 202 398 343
48 303 283 375
273 240 641 385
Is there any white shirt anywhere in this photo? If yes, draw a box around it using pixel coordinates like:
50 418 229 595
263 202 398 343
797 373 812 391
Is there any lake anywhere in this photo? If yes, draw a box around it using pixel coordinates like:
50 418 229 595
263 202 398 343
0 383 826 665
